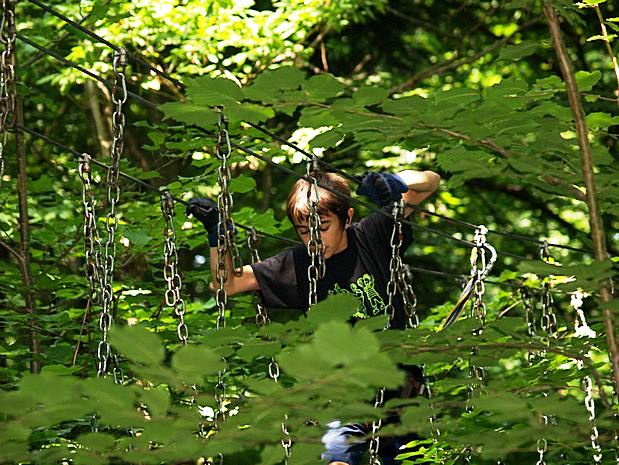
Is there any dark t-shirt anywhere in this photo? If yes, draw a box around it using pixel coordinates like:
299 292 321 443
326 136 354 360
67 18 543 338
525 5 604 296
250 209 413 329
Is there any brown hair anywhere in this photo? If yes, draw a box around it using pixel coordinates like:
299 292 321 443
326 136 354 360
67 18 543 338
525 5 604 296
286 172 352 226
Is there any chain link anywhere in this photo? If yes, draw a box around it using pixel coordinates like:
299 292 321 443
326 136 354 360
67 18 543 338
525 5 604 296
281 413 292 464
571 290 603 464
78 153 102 311
384 200 404 329
539 241 557 336
247 228 270 327
520 287 536 338
96 48 127 377
536 438 547 465
214 108 241 329
368 387 384 465
306 162 325 307
397 262 419 329
160 192 188 344
469 226 496 327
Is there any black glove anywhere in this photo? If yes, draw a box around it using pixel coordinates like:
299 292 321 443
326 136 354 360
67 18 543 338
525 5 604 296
356 172 408 207
186 198 220 246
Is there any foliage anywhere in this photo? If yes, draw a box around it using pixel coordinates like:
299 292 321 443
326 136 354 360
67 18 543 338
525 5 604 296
0 0 618 464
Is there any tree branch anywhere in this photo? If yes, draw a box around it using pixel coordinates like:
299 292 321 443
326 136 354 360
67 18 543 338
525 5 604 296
544 2 617 401
390 19 540 94
423 124 587 202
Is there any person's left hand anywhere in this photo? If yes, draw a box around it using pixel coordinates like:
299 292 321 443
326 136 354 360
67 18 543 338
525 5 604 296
356 172 408 207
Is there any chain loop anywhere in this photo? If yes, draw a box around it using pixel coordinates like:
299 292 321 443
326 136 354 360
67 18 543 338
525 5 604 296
160 192 188 344
306 162 325 307
539 241 557 336
398 263 419 328
96 48 127 378
214 108 241 329
469 226 496 328
384 200 404 329
368 387 385 465
247 228 270 327
571 290 603 464
78 154 102 311
536 438 547 465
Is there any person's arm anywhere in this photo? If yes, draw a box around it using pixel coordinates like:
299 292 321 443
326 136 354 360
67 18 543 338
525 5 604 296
208 248 259 296
185 197 259 297
396 169 441 217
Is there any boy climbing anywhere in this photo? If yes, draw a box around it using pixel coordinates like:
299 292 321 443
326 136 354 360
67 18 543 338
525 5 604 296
186 169 440 465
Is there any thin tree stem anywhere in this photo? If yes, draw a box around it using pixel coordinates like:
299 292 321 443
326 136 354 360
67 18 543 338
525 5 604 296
544 2 618 401
594 6 619 105
15 98 41 374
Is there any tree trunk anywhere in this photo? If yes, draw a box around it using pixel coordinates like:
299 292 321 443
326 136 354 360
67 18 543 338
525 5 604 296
544 2 618 399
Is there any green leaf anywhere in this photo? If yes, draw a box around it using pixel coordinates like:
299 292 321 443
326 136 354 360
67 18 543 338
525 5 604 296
575 70 602 92
172 345 224 381
109 325 164 366
498 41 539 61
303 74 345 102
186 76 243 105
159 102 218 128
586 112 619 130
229 174 257 193
353 86 390 106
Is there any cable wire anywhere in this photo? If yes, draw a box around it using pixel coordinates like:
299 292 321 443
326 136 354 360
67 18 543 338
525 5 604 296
20 3 588 256
15 123 299 246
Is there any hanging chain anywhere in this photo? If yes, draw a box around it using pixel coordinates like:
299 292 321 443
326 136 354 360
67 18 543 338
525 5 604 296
571 290 603 464
397 262 419 329
247 227 283 404
469 226 496 328
161 192 188 344
368 387 384 465
520 287 536 338
247 228 270 327
214 108 242 329
78 153 102 311
0 0 16 185
384 200 404 329
281 413 292 465
425 370 441 439
536 438 547 465
97 48 127 378
539 241 557 336
306 160 325 307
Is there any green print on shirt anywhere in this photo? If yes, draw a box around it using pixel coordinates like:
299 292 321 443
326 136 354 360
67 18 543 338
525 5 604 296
328 274 386 318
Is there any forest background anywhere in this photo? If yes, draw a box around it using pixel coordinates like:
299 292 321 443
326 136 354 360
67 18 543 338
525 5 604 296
0 0 618 464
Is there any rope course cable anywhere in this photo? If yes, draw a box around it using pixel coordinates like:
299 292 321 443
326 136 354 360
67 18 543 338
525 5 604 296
0 0 17 186
21 0 591 257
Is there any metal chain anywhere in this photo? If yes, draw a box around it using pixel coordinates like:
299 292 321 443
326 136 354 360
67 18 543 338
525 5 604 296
369 200 405 465
281 413 292 465
160 192 188 344
539 241 557 336
97 48 127 378
397 262 419 329
368 387 384 465
425 370 441 439
571 290 603 464
469 226 496 327
78 153 102 311
384 200 404 329
0 0 16 185
536 438 547 465
520 287 536 338
247 226 284 415
246 228 270 327
214 108 241 329
306 161 325 307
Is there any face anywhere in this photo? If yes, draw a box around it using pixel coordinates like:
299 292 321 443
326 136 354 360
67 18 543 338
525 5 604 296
293 208 353 259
